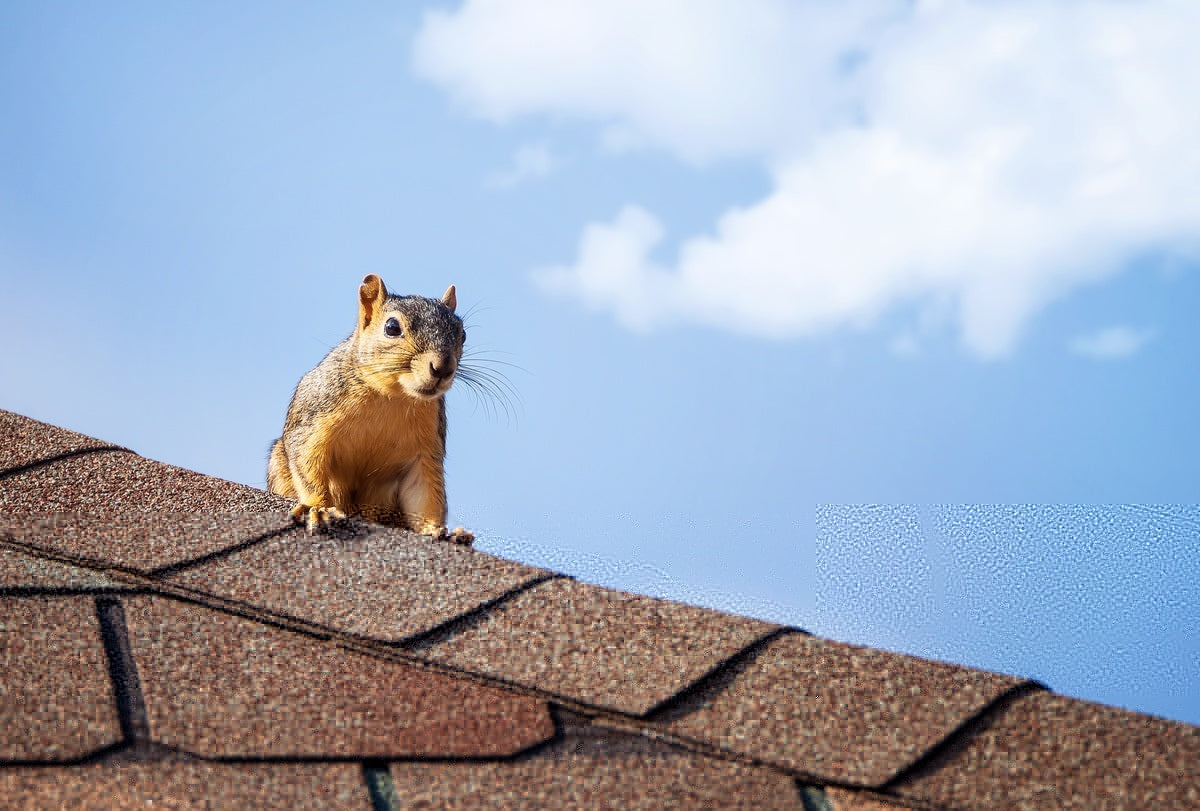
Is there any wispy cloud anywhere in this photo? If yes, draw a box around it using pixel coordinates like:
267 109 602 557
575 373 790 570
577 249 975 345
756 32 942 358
486 141 559 189
1069 325 1156 360
415 0 1200 358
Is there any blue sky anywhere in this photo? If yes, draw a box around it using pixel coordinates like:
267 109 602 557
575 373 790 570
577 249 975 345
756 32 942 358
2 2 1197 725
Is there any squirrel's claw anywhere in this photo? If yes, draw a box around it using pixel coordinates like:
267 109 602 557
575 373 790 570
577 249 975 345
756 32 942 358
290 504 346 535
440 525 475 546
418 520 475 545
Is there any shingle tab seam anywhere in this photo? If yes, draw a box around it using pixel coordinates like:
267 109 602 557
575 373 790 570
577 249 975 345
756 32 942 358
146 524 301 577
0 446 135 481
0 531 196 580
398 571 567 649
0 585 136 596
88 589 566 721
589 710 831 784
129 588 339 643
643 626 803 720
0 537 111 570
95 597 150 746
543 705 820 781
509 703 569 760
881 680 1048 791
87 586 570 715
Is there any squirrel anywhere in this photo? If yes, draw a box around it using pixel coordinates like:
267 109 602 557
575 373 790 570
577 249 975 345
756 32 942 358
267 274 473 544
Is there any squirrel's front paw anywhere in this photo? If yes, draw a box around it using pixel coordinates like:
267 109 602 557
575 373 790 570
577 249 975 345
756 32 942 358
444 526 475 546
420 522 474 545
289 503 346 535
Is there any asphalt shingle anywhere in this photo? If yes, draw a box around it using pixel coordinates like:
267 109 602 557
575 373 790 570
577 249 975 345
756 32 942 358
3 407 1199 809
891 690 1200 810
0 443 287 516
0 760 372 810
0 411 123 472
166 521 551 642
120 595 555 759
0 596 122 762
385 714 804 810
656 631 1029 786
0 512 295 573
826 788 918 810
0 546 123 591
412 576 778 715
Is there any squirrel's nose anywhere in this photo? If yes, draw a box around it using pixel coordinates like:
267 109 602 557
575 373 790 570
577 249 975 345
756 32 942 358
429 358 455 380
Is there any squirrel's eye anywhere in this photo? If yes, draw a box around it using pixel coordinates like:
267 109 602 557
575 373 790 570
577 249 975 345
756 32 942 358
384 317 403 338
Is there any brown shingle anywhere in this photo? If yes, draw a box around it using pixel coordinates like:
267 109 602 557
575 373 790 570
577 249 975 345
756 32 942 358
413 576 777 715
891 690 1200 809
6 409 1199 809
0 546 123 591
0 596 122 761
0 411 122 472
166 522 551 641
386 716 803 810
1 512 294 573
0 760 371 810
826 788 918 810
121 595 554 758
657 632 1029 786
0 444 288 515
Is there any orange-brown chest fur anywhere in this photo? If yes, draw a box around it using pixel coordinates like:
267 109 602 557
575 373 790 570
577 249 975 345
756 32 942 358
315 388 443 510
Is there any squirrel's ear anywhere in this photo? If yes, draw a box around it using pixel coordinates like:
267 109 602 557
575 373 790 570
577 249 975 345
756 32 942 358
441 284 457 313
359 274 386 330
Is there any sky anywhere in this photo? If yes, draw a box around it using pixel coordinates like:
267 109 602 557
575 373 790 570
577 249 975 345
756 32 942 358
1 1 1197 725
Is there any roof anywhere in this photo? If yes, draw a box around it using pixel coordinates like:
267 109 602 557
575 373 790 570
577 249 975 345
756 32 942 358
2 407 1198 810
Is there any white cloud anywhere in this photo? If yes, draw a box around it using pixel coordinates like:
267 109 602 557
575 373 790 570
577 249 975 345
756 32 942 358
414 0 895 164
415 0 1200 358
486 141 559 188
1069 325 1156 360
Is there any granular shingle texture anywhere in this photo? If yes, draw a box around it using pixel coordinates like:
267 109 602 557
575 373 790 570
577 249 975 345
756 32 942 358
1 512 295 572
0 596 122 761
825 788 917 810
0 411 123 471
0 546 123 591
386 716 804 810
121 595 554 759
892 690 1200 809
413 576 777 714
166 522 551 641
2 407 1198 809
0 760 371 810
656 631 1029 785
0 442 287 515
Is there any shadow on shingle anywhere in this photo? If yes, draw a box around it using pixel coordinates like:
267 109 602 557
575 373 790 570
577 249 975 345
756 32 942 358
653 631 1033 787
164 523 555 643
382 707 804 810
0 512 297 573
407 577 780 716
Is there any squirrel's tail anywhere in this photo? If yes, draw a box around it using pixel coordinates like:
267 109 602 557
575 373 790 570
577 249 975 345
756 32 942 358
266 439 297 497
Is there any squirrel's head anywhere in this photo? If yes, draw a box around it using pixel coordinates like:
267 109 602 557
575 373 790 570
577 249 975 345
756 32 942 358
354 274 466 401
